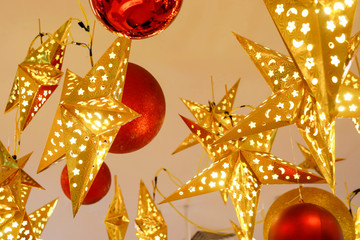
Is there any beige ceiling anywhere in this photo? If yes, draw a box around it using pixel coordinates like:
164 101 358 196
1 1 360 239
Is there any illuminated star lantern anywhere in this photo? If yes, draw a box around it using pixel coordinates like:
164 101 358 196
38 37 139 216
297 143 344 176
0 141 56 240
173 80 240 154
161 117 324 239
5 19 72 131
0 141 43 210
136 180 167 240
264 0 358 120
105 176 129 240
217 0 359 193
17 198 58 240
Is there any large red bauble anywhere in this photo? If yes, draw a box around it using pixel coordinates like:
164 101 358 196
269 202 343 240
89 0 183 39
61 162 111 205
109 62 166 153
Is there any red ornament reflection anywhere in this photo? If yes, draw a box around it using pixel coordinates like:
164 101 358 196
269 203 343 240
109 62 166 153
89 0 183 39
60 162 111 205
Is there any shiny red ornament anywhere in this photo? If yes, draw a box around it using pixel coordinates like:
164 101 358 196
89 0 183 39
269 202 343 240
109 62 166 153
61 162 111 205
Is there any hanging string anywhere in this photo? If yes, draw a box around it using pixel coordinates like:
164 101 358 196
230 104 255 113
355 55 360 76
38 19 43 44
13 106 21 158
196 151 206 174
347 187 360 218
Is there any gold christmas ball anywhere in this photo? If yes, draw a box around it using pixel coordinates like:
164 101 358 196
263 187 355 240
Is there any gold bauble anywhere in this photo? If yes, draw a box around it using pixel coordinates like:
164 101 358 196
263 187 355 240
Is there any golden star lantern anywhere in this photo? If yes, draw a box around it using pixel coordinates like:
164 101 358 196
172 80 240 154
0 141 57 240
16 198 58 240
0 141 43 210
161 117 324 239
105 176 129 240
218 0 360 192
5 19 72 131
37 36 139 216
136 180 167 240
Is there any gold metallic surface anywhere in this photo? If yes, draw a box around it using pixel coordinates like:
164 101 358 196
5 19 71 131
136 180 167 240
105 178 129 240
38 37 139 216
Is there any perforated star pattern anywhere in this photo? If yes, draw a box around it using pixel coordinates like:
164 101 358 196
5 19 72 131
38 37 139 216
17 198 58 240
136 180 167 240
105 177 129 240
265 0 358 120
161 117 324 239
0 141 57 240
219 12 360 191
173 80 240 154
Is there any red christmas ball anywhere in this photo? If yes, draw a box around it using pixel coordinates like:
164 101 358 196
89 0 183 39
61 162 111 205
109 62 166 153
269 202 343 240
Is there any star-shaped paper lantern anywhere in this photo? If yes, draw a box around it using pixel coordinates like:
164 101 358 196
0 141 57 240
161 117 324 239
136 180 167 240
297 143 344 176
216 0 360 193
217 26 360 192
17 198 58 240
265 0 358 120
173 80 240 154
0 141 43 210
38 37 140 216
5 19 72 131
105 176 129 240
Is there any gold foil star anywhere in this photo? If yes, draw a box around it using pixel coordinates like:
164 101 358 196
265 0 358 120
0 141 43 210
105 176 129 240
0 141 56 240
17 198 58 240
161 117 324 239
218 0 359 193
173 80 240 154
5 19 72 131
136 180 167 240
38 37 139 216
218 34 334 192
297 143 344 176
